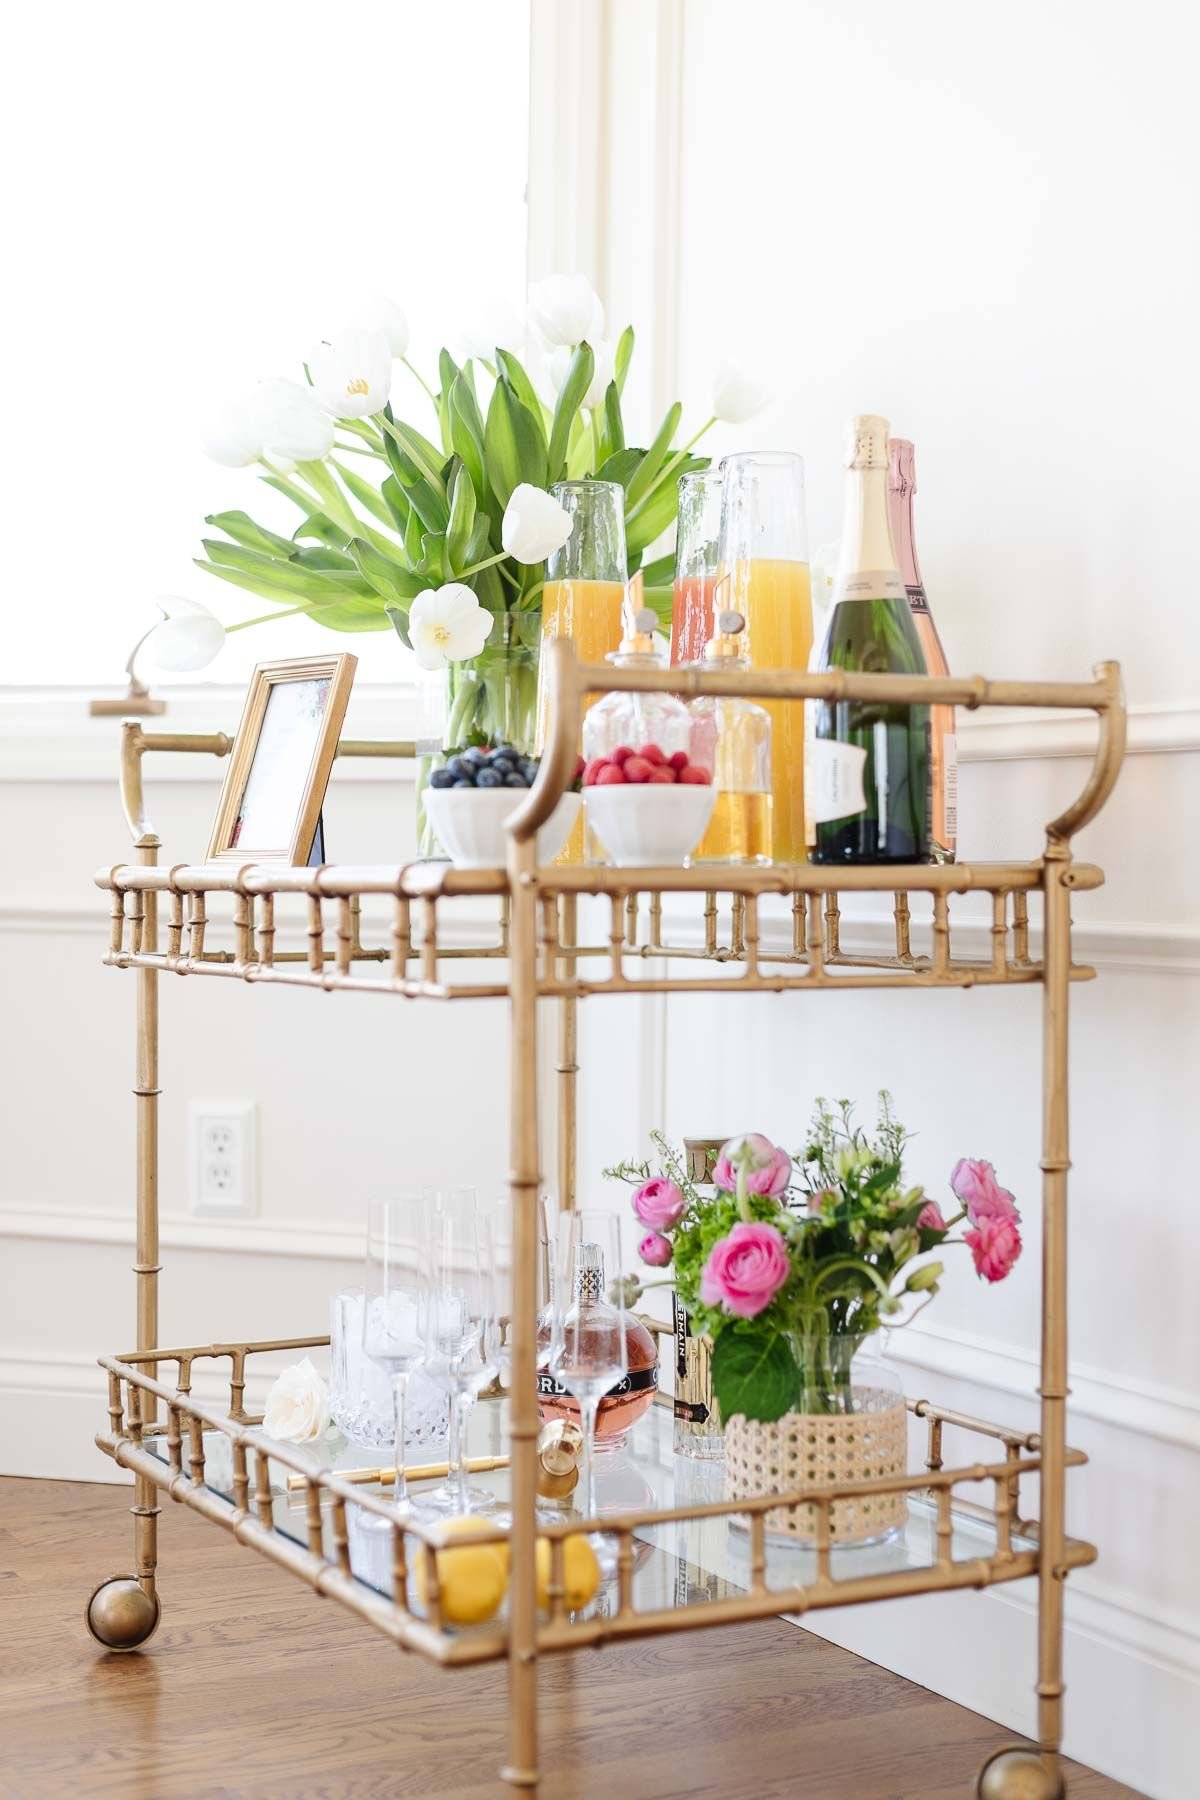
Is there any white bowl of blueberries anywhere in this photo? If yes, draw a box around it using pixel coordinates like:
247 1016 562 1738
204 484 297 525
425 743 582 869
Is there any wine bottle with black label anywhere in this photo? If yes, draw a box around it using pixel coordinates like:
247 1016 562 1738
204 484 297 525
809 414 931 864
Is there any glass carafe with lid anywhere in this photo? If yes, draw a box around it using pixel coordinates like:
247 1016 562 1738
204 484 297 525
582 608 696 772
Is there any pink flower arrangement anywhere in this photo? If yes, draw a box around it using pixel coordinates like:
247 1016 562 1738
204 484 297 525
916 1199 948 1232
699 1222 791 1319
632 1177 686 1231
964 1212 1022 1282
951 1158 1019 1224
638 1231 674 1267
713 1133 791 1199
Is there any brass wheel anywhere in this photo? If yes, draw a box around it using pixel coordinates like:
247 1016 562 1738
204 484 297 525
84 1576 161 1652
977 1748 1065 1799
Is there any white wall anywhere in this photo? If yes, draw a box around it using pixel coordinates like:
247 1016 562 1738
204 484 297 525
561 2 1199 1795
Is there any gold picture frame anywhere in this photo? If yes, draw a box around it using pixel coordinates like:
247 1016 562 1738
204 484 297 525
205 654 357 864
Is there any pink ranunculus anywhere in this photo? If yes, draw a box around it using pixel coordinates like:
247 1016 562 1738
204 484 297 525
699 1222 790 1320
638 1231 673 1268
632 1177 686 1231
950 1157 1019 1224
917 1200 948 1232
964 1214 1022 1283
712 1133 791 1199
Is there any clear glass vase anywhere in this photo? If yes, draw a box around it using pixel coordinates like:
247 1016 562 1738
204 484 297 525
416 610 541 858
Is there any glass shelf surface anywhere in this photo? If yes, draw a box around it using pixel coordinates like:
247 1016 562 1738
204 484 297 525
143 1400 1034 1635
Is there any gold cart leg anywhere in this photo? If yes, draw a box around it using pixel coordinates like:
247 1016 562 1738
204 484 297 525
503 833 540 1789
87 835 163 1653
557 894 578 1213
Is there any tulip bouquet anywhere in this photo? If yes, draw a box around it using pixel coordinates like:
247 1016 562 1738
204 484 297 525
606 1098 1022 1424
168 274 764 759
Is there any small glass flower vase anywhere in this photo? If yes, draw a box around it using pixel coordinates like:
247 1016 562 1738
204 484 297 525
416 611 541 858
329 1289 449 1451
724 1333 907 1546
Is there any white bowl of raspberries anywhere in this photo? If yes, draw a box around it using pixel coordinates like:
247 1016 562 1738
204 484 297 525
582 743 715 867
425 744 583 869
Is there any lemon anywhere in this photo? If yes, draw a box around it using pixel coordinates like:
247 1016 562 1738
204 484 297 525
416 1518 509 1626
535 1532 601 1612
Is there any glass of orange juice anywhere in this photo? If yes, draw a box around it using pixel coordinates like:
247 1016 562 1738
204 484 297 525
671 468 722 666
537 480 628 860
717 452 812 864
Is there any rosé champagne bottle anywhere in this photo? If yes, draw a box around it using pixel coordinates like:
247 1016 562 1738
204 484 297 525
888 439 956 862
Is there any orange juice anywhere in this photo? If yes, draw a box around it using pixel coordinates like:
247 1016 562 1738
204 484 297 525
538 577 627 860
725 557 813 864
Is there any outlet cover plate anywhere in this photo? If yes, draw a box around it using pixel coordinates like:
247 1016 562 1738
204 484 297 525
187 1099 258 1218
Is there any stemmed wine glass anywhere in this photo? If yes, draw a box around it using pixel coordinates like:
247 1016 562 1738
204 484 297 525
547 1209 628 1533
361 1192 429 1518
421 1187 499 1514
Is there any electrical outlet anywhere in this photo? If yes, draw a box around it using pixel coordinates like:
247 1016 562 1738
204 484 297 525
188 1100 258 1218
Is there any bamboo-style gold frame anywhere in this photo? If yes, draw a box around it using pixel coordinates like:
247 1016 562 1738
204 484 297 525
205 654 357 864
87 643 1127 1800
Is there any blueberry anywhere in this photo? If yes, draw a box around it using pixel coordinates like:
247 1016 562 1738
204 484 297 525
446 754 472 781
492 742 514 758
429 768 455 789
452 778 474 788
476 767 503 788
462 746 488 768
520 758 539 784
491 760 516 778
503 771 527 787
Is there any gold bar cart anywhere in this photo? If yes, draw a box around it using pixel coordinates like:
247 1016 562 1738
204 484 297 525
84 645 1126 1798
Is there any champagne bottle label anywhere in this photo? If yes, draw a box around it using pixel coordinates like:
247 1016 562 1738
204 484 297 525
832 569 906 604
905 582 930 616
943 733 959 838
807 738 868 824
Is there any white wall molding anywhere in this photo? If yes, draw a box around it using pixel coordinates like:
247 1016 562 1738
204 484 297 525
0 1203 363 1262
957 698 1200 762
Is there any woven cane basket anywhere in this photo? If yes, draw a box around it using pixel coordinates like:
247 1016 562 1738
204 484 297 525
725 1385 908 1544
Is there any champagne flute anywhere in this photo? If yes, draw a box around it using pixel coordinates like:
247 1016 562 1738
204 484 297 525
362 1192 429 1517
547 1209 628 1528
422 1187 499 1514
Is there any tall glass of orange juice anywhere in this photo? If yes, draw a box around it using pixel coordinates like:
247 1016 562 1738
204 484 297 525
671 468 722 666
537 480 628 860
718 453 812 864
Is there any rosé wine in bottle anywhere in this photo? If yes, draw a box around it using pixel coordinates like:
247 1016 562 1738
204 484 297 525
536 1247 659 1449
888 439 956 862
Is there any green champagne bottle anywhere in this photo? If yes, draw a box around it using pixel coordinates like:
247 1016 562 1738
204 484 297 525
810 414 930 864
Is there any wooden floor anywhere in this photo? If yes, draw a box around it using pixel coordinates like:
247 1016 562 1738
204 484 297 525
0 1477 1139 1800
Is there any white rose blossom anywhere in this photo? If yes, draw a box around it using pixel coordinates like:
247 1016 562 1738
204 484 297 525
528 273 605 348
711 361 769 426
407 583 494 672
144 598 226 672
263 1357 330 1444
309 326 393 418
501 484 574 564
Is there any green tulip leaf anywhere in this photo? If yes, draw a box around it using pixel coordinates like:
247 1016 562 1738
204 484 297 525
290 511 350 548
711 1328 799 1425
614 324 635 395
485 380 547 510
445 465 477 573
199 539 373 598
624 402 683 511
346 539 426 606
204 511 298 559
331 461 400 531
379 411 447 497
625 454 708 559
603 382 625 456
640 553 676 588
546 342 594 482
642 585 674 633
384 602 412 648
380 476 412 536
402 475 450 536
449 374 486 499
495 350 544 427
596 448 643 489
417 532 446 585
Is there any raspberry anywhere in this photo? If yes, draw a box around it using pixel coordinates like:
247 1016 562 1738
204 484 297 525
623 756 654 783
610 745 635 767
596 763 627 785
646 766 676 783
640 743 666 766
583 757 609 787
679 764 711 785
668 750 689 773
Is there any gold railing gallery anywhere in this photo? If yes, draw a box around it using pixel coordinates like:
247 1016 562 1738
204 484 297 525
86 648 1126 1799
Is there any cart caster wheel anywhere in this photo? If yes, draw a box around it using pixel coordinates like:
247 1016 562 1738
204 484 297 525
84 1576 161 1651
977 1748 1064 1800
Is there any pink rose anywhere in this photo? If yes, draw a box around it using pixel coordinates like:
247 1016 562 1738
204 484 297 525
917 1200 948 1232
965 1214 1022 1283
712 1133 791 1199
699 1222 790 1320
950 1157 1019 1224
638 1231 673 1268
632 1177 686 1231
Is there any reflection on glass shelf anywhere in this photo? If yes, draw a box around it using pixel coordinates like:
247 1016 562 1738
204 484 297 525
143 1400 1033 1631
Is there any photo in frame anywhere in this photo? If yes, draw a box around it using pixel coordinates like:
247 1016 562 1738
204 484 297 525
205 654 357 864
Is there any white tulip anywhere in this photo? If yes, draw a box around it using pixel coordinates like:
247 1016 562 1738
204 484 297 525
145 600 226 672
348 295 410 358
407 583 495 672
711 361 769 425
263 1357 330 1444
202 393 263 467
255 378 335 470
309 326 393 418
454 299 527 364
502 484 574 564
528 273 605 348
